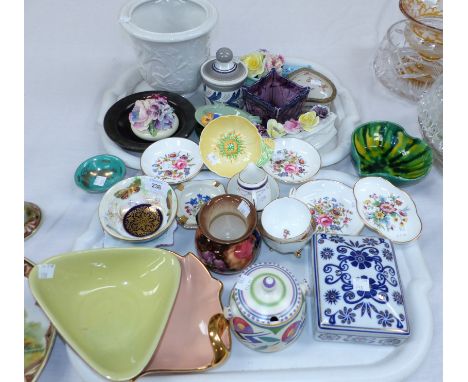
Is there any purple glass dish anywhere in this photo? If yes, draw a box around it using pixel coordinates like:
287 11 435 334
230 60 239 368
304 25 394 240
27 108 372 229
243 69 310 124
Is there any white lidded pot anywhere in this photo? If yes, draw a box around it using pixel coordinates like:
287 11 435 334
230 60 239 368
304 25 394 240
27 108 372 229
119 0 218 95
224 262 309 352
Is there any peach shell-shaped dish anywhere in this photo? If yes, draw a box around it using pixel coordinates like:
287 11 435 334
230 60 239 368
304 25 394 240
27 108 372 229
65 252 231 381
137 252 231 377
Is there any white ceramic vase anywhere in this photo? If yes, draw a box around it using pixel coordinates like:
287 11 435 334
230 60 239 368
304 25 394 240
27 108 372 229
119 0 218 95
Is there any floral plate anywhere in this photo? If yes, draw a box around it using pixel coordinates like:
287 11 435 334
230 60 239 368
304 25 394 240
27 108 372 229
290 179 364 235
353 177 422 243
199 115 263 178
103 91 196 153
262 137 321 184
140 138 203 184
24 259 56 382
174 179 226 229
98 176 177 242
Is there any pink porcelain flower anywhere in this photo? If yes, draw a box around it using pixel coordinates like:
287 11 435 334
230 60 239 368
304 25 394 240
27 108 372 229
129 99 154 130
284 164 299 174
174 159 188 169
317 215 333 227
283 119 301 134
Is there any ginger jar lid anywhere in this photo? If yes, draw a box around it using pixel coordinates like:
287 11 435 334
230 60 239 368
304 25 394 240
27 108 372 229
233 262 304 326
201 47 248 90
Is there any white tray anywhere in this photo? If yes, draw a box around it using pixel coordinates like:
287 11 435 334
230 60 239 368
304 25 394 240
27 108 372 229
67 170 432 382
97 59 360 170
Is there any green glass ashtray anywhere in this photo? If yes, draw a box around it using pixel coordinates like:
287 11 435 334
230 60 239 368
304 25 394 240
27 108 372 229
351 121 433 185
74 154 126 193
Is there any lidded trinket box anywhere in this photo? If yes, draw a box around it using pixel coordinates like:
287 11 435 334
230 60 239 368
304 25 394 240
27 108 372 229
200 47 248 108
312 233 410 346
224 262 309 352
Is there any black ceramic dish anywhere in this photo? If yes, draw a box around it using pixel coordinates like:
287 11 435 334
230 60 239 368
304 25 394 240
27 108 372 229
103 91 196 152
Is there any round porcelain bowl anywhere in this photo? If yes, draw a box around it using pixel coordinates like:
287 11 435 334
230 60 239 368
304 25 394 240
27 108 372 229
119 0 218 94
260 198 314 254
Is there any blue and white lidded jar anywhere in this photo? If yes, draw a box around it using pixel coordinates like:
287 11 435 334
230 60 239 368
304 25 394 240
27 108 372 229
312 233 410 346
200 47 248 109
224 262 309 352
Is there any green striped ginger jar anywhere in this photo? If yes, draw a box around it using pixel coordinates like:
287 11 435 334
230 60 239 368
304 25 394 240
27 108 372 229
351 121 432 185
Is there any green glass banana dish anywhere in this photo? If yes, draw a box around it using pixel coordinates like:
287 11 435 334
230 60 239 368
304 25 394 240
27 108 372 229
351 121 433 185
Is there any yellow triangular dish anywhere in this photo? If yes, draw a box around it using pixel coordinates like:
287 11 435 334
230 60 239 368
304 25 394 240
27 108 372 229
28 248 181 381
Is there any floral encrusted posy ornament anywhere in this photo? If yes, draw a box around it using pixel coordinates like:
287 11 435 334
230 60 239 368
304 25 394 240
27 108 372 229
129 94 178 140
312 233 410 345
265 105 329 138
241 49 285 82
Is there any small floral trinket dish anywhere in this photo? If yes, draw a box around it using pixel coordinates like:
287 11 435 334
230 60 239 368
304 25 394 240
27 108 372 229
262 137 321 184
141 138 203 184
174 179 226 229
286 67 337 111
194 104 261 137
99 176 177 242
259 197 315 256
290 179 364 235
243 69 310 123
351 121 433 185
199 115 263 178
224 262 309 352
200 47 248 109
24 258 56 382
353 177 422 243
24 202 42 239
129 93 179 141
74 154 126 193
312 233 410 346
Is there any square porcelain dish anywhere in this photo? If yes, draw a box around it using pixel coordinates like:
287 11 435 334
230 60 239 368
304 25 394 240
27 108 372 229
311 233 410 345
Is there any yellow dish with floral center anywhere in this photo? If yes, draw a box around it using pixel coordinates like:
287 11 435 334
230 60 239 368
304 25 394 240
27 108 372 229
199 115 262 178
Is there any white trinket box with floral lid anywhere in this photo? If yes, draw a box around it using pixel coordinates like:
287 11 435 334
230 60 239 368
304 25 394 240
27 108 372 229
311 233 410 346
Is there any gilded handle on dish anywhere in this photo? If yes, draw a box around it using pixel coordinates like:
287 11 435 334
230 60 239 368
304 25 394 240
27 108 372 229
208 313 231 367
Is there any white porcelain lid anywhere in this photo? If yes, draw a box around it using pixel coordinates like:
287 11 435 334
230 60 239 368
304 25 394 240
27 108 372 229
233 263 302 326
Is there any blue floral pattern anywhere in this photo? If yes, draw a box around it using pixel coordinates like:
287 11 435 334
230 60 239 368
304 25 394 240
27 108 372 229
184 194 212 218
313 233 409 338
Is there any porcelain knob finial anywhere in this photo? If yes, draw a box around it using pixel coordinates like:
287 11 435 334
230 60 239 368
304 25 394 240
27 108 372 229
262 276 276 291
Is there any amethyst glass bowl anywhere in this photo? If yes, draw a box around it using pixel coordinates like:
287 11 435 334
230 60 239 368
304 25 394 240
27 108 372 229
243 69 309 124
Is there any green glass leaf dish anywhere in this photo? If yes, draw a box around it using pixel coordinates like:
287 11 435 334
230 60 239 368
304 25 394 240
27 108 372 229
351 121 433 185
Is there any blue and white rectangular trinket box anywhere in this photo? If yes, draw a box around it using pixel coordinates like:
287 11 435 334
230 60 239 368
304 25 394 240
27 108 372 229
312 233 410 346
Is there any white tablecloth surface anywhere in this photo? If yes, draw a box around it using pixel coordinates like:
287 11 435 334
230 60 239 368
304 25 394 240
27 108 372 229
25 0 442 381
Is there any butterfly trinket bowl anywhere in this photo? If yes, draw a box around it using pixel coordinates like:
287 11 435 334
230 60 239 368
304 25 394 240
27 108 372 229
98 176 177 242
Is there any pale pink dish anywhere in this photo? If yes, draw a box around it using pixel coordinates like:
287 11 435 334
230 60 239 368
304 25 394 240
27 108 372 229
137 252 231 377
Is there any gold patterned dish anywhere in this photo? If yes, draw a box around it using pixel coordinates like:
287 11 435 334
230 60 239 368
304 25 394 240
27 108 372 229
122 203 163 237
174 179 226 229
24 202 42 239
98 176 177 242
353 176 422 243
199 115 262 178
24 259 56 382
28 248 182 381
